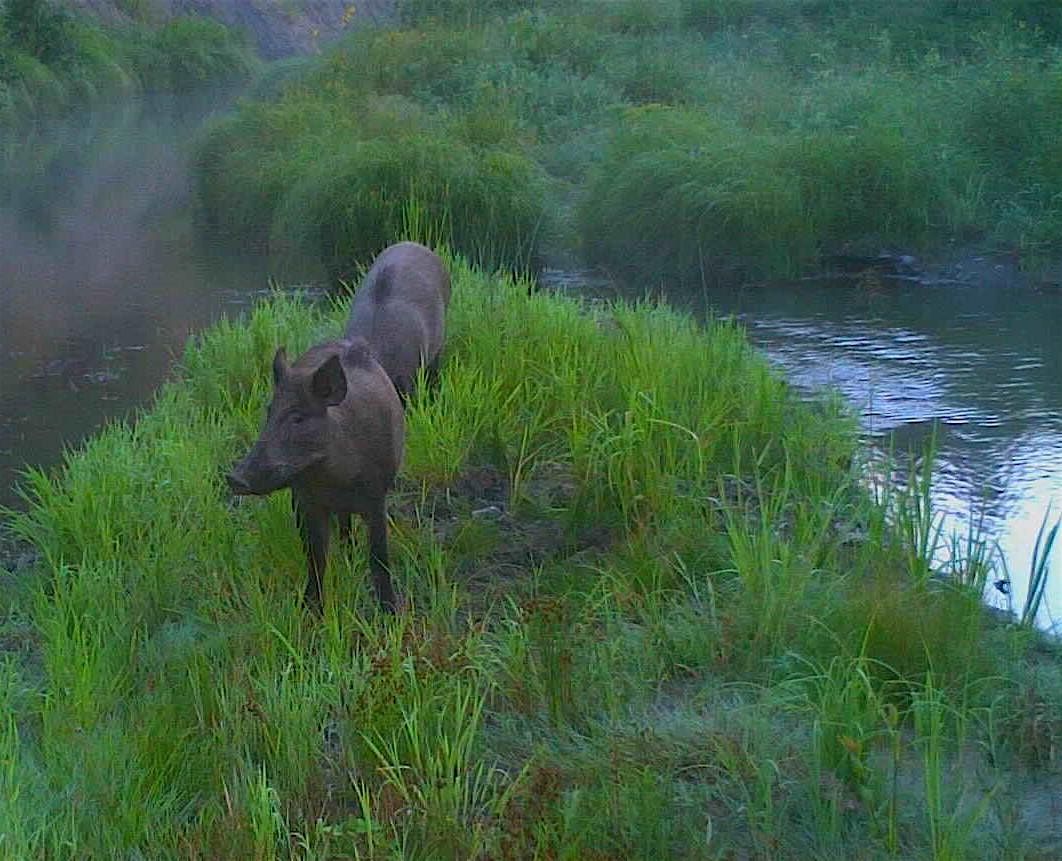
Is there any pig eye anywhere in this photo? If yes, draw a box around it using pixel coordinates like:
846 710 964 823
291 412 306 425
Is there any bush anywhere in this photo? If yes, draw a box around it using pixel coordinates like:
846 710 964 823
581 88 996 285
0 7 253 139
963 55 1062 198
591 0 681 34
125 16 256 91
614 41 701 105
398 0 531 27
680 0 786 33
192 98 322 246
580 106 812 285
786 119 953 251
507 10 608 76
271 133 547 281
1 0 70 64
345 24 485 103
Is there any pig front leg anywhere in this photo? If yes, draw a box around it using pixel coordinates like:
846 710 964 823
365 496 401 613
293 492 330 614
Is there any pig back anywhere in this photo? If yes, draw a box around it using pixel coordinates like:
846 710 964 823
345 242 449 359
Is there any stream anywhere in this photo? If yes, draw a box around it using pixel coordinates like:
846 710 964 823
2 97 1060 630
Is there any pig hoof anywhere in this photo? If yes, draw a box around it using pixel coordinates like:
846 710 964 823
383 593 407 615
302 591 324 616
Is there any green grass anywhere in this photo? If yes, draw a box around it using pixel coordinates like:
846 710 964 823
1 246 1060 857
192 26 551 280
0 0 257 142
193 0 1062 284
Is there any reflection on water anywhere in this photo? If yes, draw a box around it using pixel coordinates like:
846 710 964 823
699 278 1062 631
0 92 283 508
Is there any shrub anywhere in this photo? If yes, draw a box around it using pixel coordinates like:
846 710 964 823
786 120 951 250
397 0 530 27
506 10 608 76
963 55 1062 198
614 41 701 105
580 106 812 285
339 23 485 101
0 7 253 139
270 133 547 281
1 0 70 64
128 16 256 90
192 98 322 246
592 0 681 34
679 0 795 33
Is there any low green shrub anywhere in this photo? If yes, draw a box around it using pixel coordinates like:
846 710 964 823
963 54 1062 200
507 9 609 76
0 7 253 137
130 16 256 90
334 23 486 102
679 0 801 33
580 106 812 285
271 134 546 280
591 0 682 35
1 0 70 64
195 80 548 279
397 0 530 27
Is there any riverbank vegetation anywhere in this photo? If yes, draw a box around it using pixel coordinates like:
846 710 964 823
0 0 256 138
193 0 1062 284
2 244 1061 856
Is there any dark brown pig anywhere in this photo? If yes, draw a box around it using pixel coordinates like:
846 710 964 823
346 241 451 400
226 336 405 613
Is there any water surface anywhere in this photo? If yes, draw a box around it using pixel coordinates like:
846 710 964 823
705 277 1062 630
0 92 277 508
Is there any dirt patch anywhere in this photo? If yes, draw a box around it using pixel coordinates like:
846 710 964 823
0 527 39 580
395 463 615 595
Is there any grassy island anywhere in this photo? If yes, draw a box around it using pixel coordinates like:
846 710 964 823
2 247 1060 858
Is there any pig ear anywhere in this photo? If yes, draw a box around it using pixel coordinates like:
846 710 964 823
272 347 288 385
311 354 347 407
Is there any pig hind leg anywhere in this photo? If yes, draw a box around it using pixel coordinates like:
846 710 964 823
336 511 355 544
426 353 442 391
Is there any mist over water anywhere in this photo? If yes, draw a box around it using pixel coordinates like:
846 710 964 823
0 91 274 508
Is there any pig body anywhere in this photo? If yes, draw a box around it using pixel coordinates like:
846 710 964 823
227 336 405 613
346 241 451 399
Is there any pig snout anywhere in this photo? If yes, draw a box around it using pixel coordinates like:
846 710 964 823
226 468 253 495
226 448 266 496
225 444 296 496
